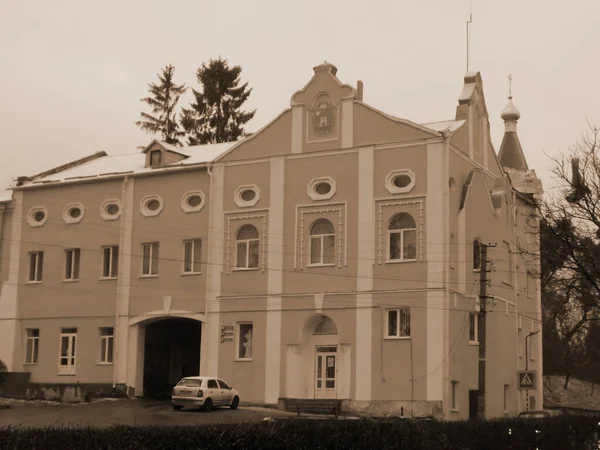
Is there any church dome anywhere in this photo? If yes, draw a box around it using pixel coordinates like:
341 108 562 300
501 97 521 121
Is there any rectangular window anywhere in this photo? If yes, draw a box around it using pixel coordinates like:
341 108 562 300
469 312 478 343
142 242 159 275
183 239 202 273
150 150 162 166
102 246 119 278
25 328 39 364
451 381 458 410
386 308 410 338
28 251 44 282
64 249 81 280
58 328 77 375
99 327 114 364
503 384 509 412
236 240 259 269
237 323 253 360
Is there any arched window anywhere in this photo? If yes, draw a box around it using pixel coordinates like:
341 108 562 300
313 316 338 335
236 225 259 269
388 213 417 261
310 219 335 265
473 239 481 271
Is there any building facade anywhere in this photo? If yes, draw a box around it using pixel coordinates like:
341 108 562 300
0 63 543 419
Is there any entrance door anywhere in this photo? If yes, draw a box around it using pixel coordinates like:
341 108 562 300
469 390 478 420
315 346 337 399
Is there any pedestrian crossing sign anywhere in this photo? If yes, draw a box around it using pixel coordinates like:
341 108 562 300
517 370 537 390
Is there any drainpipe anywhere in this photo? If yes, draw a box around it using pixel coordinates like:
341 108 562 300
201 164 213 375
113 175 130 389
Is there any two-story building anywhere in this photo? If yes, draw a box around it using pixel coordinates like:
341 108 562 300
0 62 543 419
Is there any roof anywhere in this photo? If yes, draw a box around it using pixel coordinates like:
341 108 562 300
420 119 465 133
20 141 238 186
498 132 528 171
0 195 10 203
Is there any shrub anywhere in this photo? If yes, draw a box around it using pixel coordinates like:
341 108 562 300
0 416 598 449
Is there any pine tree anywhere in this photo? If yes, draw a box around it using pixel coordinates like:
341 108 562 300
136 65 187 146
181 57 256 145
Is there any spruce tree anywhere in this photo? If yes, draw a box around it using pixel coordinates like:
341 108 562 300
181 57 256 145
136 65 187 146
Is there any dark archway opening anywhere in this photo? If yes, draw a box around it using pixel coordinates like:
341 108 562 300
143 318 201 399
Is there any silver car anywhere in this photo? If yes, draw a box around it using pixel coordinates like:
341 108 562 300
171 376 240 412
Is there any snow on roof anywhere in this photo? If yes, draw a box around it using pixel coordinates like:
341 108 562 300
420 119 465 133
26 141 238 186
0 195 10 203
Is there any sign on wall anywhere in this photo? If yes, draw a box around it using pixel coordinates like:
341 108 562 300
517 370 537 390
220 324 234 343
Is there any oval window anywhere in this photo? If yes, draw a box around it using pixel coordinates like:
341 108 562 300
187 194 203 208
34 211 46 222
106 203 120 216
69 207 82 219
241 190 256 202
146 199 161 211
393 174 412 188
315 182 332 195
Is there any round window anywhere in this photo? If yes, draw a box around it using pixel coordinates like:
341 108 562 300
69 207 82 219
146 199 161 211
393 174 412 188
315 182 332 195
34 211 46 222
187 194 203 208
241 190 256 202
106 203 120 216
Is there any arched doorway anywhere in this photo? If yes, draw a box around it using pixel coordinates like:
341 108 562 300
142 318 201 398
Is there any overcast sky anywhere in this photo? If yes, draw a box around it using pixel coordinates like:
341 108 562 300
1 0 599 199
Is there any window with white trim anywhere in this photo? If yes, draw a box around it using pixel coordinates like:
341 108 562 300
141 242 159 276
25 328 39 364
451 380 458 410
469 312 478 343
58 328 77 375
236 225 259 269
388 213 417 261
237 323 253 360
386 308 411 338
150 150 162 166
183 239 202 274
309 219 335 265
102 246 119 279
28 251 44 282
99 327 114 364
64 249 81 280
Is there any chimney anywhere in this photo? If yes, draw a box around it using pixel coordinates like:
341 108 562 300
357 80 363 101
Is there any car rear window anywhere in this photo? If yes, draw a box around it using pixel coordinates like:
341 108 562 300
177 379 203 387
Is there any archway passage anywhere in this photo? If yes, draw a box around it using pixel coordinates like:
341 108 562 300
143 318 201 398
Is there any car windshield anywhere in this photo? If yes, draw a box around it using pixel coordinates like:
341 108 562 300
177 379 203 387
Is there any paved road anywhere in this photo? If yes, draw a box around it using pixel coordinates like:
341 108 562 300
0 398 298 428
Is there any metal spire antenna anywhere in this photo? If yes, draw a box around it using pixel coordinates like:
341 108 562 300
466 6 473 71
508 73 514 98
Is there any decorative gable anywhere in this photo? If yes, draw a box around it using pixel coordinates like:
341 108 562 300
307 93 339 143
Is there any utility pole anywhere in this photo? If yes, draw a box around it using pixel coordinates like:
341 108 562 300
477 243 495 420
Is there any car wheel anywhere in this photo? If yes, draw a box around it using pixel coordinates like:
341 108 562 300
202 398 213 412
230 396 239 410
173 405 183 411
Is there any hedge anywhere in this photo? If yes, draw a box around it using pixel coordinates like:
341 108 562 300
0 416 599 449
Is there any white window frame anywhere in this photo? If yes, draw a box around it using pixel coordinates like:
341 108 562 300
58 328 77 375
141 242 159 276
234 185 260 208
101 245 119 279
28 251 43 283
236 322 254 361
384 308 411 339
385 169 416 195
469 312 479 344
309 220 335 267
235 226 259 270
25 328 39 364
64 248 81 281
183 238 202 274
451 380 459 411
387 214 417 263
99 327 114 365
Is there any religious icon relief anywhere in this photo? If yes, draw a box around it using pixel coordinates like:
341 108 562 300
307 93 339 142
